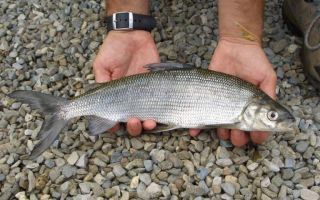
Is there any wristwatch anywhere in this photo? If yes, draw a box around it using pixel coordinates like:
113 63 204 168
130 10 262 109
105 12 156 32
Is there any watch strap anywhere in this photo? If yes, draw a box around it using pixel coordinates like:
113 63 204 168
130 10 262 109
106 12 156 32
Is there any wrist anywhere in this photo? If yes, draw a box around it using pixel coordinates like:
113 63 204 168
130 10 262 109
106 0 149 16
218 36 262 47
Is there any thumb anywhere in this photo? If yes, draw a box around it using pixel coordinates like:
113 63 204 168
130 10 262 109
93 61 112 83
259 71 277 99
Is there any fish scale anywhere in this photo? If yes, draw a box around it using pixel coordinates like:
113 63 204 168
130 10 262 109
64 69 255 127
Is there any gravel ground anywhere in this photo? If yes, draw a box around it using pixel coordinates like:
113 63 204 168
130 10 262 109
1 0 320 199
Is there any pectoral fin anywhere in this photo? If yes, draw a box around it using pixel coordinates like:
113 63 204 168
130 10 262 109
143 123 180 133
87 116 117 136
144 62 194 72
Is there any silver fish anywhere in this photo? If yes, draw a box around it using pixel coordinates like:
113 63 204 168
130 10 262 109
8 63 296 158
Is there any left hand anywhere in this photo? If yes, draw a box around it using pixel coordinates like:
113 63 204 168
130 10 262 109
189 38 277 147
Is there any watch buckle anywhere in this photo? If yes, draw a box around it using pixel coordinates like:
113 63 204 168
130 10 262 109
112 12 133 30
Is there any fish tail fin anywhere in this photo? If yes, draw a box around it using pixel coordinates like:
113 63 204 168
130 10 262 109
8 90 69 159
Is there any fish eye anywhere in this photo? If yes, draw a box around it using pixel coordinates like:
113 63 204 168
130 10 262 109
267 111 279 121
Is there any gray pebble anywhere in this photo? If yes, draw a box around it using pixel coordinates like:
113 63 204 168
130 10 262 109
110 151 123 163
61 165 77 178
113 164 126 177
144 160 153 172
0 174 5 181
300 188 319 200
139 173 151 185
296 141 309 153
150 149 166 163
221 182 235 196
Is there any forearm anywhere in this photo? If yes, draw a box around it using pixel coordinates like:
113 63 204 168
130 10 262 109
218 0 264 45
106 0 149 15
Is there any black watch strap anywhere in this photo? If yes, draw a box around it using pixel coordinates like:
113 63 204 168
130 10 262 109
105 12 156 32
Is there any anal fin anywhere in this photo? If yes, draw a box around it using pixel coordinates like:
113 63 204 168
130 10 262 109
143 123 180 133
144 62 194 72
87 116 117 136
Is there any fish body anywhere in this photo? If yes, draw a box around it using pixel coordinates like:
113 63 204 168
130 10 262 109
8 63 296 158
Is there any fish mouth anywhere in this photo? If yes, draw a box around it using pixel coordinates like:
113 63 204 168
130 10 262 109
275 122 299 133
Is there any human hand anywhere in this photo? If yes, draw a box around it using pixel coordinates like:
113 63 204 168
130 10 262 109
93 30 159 136
190 39 277 147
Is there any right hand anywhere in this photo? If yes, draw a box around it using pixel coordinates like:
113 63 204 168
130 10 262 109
93 30 159 136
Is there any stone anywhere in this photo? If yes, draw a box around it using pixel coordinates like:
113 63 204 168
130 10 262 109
146 182 162 198
212 176 222 193
150 149 166 163
296 141 309 153
144 160 153 171
76 154 88 168
62 165 76 178
139 173 151 185
221 182 235 196
94 174 106 185
288 44 299 53
79 183 91 194
263 159 280 172
197 167 209 180
300 189 319 200
216 158 233 167
247 162 259 171
261 194 272 200
113 164 126 177
67 151 79 165
261 177 271 187
131 138 144 149
130 176 139 189
238 173 249 187
271 39 288 53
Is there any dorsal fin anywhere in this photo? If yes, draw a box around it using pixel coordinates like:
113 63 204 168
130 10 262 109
144 63 194 72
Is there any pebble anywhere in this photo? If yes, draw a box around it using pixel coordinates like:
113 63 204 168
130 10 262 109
76 154 88 168
212 176 222 193
287 44 299 53
139 173 151 185
131 138 144 149
146 182 162 198
261 177 271 187
263 159 280 172
271 39 288 53
113 164 126 177
300 189 319 200
216 158 233 167
221 182 235 196
144 160 153 171
0 173 5 181
67 151 79 165
150 149 166 163
94 173 106 185
197 167 209 180
62 165 77 178
79 183 91 194
130 176 139 189
247 162 259 171
296 141 309 153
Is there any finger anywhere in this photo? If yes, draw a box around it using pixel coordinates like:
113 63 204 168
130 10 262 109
217 128 230 140
126 118 142 136
109 123 120 133
250 131 269 144
259 71 277 99
142 120 157 131
93 62 112 83
189 129 201 137
230 129 249 147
